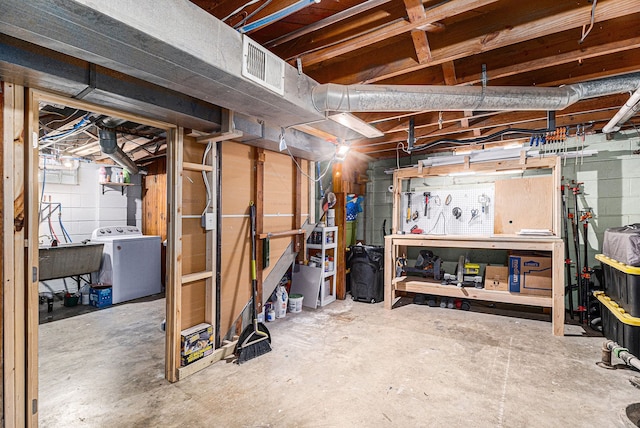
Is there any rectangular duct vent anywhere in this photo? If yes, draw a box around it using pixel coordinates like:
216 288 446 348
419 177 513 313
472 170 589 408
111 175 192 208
242 36 285 96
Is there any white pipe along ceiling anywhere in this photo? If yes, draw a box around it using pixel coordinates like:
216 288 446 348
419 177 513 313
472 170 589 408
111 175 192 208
2 0 640 159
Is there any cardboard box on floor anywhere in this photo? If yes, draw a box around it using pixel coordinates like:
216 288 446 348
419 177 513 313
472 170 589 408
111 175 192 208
508 255 552 296
484 266 509 291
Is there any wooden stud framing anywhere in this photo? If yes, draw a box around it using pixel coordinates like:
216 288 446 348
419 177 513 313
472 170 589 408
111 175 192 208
166 127 183 383
255 147 265 313
293 156 303 257
3 81 23 428
0 81 4 427
26 89 40 427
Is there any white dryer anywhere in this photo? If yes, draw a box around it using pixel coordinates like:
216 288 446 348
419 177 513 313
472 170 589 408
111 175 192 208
91 226 161 304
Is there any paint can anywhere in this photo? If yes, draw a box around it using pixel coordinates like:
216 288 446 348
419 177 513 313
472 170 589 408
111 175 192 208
288 294 304 313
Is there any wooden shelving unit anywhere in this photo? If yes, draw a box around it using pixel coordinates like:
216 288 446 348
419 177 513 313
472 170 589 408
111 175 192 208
385 156 565 336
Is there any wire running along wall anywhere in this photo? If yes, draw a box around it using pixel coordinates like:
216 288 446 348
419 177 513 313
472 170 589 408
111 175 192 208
401 184 495 236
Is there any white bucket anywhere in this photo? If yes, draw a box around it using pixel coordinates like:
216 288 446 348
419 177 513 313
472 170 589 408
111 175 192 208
288 294 304 313
81 292 90 305
327 209 335 227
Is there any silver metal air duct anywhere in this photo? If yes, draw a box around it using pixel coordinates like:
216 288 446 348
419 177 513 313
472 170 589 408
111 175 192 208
97 119 140 175
311 73 640 113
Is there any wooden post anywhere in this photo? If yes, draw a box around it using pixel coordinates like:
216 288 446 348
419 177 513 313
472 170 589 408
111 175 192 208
25 88 41 427
254 148 265 313
332 163 347 299
165 127 183 382
293 156 303 259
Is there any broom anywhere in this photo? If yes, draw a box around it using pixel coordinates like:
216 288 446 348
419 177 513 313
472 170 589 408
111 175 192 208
235 202 272 363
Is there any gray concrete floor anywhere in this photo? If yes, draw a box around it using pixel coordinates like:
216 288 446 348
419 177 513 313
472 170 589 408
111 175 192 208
39 297 639 427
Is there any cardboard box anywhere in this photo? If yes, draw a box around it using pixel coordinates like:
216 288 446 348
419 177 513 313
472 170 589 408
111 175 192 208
180 323 214 366
508 255 552 296
89 285 112 308
484 266 509 291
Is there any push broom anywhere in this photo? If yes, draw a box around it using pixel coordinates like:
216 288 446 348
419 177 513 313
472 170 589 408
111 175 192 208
235 202 272 363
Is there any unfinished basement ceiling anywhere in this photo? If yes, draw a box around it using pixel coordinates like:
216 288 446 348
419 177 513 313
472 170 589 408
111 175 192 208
192 0 640 158
38 104 166 166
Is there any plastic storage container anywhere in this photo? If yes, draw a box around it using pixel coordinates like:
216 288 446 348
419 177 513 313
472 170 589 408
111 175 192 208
596 291 640 358
596 254 640 317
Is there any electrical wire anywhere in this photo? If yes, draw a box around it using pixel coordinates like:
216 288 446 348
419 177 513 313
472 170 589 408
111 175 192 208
40 156 47 223
233 0 273 28
201 142 213 216
222 0 261 22
285 145 334 182
579 0 597 44
410 127 557 153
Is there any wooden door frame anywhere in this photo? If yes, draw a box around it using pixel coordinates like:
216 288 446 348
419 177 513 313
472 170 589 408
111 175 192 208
18 89 178 423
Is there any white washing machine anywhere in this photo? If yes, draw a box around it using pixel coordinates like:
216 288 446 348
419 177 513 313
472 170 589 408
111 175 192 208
91 226 162 304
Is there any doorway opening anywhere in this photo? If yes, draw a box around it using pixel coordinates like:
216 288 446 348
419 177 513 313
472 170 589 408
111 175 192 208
32 91 173 425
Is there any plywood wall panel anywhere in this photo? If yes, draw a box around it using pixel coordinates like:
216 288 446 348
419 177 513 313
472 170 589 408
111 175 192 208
494 175 554 234
181 219 207 275
220 216 251 336
182 169 207 216
264 151 294 216
183 135 205 164
221 143 253 215
181 280 206 328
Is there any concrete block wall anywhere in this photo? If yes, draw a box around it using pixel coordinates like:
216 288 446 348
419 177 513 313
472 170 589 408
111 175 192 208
365 130 640 271
38 161 142 293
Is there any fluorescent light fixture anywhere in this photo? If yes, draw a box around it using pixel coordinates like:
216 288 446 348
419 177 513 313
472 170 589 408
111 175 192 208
487 169 524 175
327 112 384 138
445 171 476 177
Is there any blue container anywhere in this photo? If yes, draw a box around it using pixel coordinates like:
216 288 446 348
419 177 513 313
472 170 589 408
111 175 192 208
89 285 112 308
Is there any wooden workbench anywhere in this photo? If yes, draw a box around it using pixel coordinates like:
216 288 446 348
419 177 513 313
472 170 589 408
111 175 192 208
384 234 565 335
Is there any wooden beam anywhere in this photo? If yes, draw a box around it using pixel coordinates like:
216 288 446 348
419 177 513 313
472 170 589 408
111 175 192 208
176 338 238 380
182 271 214 284
442 61 458 85
411 30 432 63
297 0 499 68
318 0 640 84
458 37 640 86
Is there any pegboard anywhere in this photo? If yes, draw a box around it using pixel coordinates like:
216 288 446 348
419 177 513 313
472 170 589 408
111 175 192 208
400 184 495 236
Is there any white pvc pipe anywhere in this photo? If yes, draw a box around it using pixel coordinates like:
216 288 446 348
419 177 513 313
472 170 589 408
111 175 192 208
602 87 640 134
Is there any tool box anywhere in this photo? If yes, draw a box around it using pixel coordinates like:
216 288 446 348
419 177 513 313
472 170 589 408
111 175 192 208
596 254 640 317
595 291 640 358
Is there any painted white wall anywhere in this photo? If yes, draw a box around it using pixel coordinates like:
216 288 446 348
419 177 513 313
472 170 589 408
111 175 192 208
38 162 143 294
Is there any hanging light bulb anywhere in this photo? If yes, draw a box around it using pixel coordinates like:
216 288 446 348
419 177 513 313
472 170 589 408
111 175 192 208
60 150 75 168
335 140 350 161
